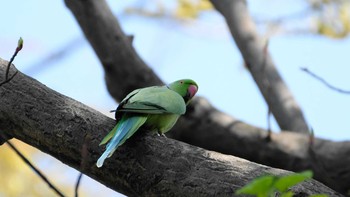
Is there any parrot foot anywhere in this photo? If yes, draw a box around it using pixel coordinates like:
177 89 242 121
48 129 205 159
157 133 167 138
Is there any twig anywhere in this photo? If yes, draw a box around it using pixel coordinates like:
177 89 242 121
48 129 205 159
75 173 83 197
301 67 350 94
0 133 66 197
0 71 18 86
0 37 23 87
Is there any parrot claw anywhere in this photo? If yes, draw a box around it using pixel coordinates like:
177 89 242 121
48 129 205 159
157 133 167 138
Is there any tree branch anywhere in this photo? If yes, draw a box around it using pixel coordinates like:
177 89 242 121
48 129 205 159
301 67 350 94
210 0 309 133
0 38 22 87
0 58 342 197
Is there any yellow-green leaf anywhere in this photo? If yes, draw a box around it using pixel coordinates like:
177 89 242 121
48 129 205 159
281 191 294 197
274 171 313 193
235 175 276 196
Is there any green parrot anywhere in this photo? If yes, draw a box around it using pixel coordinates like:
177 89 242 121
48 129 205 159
96 79 198 167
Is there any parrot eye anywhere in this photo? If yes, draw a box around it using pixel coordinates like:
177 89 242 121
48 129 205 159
180 81 184 84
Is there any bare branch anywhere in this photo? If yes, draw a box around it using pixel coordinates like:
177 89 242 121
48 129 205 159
75 173 83 197
301 67 350 94
5 38 23 78
0 70 18 86
0 37 22 87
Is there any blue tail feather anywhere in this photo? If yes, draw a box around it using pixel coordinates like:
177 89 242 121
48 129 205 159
96 116 147 168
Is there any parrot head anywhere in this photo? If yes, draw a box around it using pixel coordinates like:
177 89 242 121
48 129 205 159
168 79 198 104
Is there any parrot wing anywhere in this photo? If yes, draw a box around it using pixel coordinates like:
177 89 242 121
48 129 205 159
101 86 185 147
118 86 186 115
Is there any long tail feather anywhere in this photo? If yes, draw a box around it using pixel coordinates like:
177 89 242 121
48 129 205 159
99 123 119 146
96 116 147 168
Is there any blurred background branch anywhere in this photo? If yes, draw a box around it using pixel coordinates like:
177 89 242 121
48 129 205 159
301 67 350 94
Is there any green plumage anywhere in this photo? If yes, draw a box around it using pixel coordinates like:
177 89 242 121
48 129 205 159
96 79 198 167
119 86 186 115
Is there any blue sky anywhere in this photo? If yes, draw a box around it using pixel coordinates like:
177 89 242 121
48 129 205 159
1 0 350 196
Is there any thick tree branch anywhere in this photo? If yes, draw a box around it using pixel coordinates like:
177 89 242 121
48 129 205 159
0 59 342 197
210 0 309 133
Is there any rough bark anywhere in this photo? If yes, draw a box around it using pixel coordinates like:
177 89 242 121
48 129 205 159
210 0 309 133
64 0 350 195
0 60 341 196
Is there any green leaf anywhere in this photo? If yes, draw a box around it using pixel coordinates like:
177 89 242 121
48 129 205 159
236 175 276 196
281 191 294 197
274 171 313 192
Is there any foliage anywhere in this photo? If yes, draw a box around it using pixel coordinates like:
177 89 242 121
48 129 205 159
235 171 328 197
124 0 212 19
123 0 350 39
311 0 350 38
175 0 212 19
